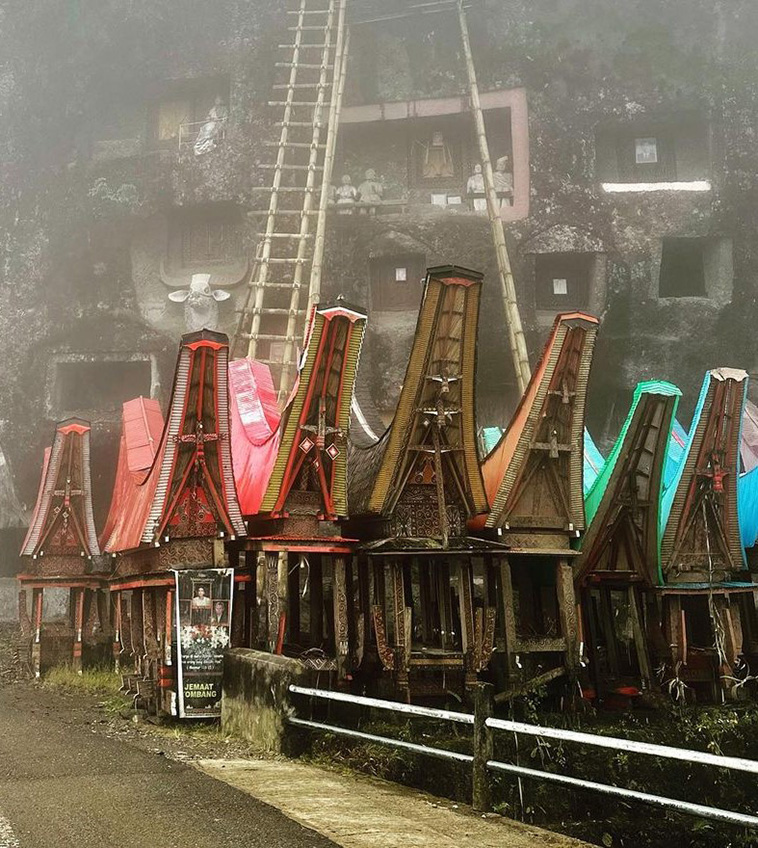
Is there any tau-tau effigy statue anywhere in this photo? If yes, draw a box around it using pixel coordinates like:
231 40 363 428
466 163 487 211
194 96 229 156
335 174 359 214
494 155 513 206
422 131 454 179
168 273 231 332
357 168 383 214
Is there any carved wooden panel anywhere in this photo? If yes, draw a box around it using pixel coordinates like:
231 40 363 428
390 484 464 538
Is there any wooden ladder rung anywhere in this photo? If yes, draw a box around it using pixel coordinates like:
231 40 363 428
276 121 326 128
263 141 327 149
268 100 328 107
240 283 303 298
287 25 333 31
272 82 333 90
275 62 333 69
261 257 310 264
259 163 324 171
278 42 331 49
246 209 319 216
249 186 317 192
256 232 314 238
251 335 298 344
249 309 306 318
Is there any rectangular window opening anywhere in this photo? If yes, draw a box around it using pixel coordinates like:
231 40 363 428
535 253 593 311
596 113 710 185
370 253 426 311
55 359 152 413
659 238 706 298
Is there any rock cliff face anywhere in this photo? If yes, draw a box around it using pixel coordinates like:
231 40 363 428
1 0 757 541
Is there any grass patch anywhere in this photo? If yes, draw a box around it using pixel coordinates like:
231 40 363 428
43 665 122 695
43 666 132 714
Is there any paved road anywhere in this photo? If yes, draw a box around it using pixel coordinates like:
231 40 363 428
0 685 335 848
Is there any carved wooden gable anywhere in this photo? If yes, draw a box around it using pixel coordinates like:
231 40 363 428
660 368 747 581
577 383 680 586
102 331 246 553
151 331 245 543
22 419 99 559
365 266 488 542
261 301 367 520
485 313 598 533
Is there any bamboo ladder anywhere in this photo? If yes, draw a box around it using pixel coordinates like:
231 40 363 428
232 0 349 399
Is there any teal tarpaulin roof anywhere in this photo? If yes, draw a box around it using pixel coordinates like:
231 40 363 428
585 381 681 529
583 429 605 496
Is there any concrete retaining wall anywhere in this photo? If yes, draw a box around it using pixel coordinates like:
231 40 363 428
222 649 308 755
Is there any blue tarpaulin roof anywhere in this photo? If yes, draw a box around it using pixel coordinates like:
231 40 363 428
583 428 605 496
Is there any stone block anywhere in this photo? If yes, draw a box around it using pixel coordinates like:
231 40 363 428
221 649 307 755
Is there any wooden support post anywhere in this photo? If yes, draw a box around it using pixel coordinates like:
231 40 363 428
72 588 85 675
231 579 245 648
310 555 324 648
666 595 683 667
356 556 369 669
556 558 578 671
472 682 494 813
277 553 289 654
391 561 411 700
419 560 433 644
722 598 743 700
333 556 349 679
112 592 123 672
157 589 175 715
142 589 158 680
243 550 258 647
628 586 653 690
212 538 226 567
288 555 301 642
31 588 43 679
458 561 477 690
499 558 517 681
598 588 620 677
266 551 281 653
131 590 145 675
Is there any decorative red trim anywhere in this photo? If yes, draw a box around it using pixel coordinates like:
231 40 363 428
439 275 476 288
318 305 365 323
185 339 225 351
58 421 91 435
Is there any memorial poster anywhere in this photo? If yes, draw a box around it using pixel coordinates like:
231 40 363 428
174 567 233 718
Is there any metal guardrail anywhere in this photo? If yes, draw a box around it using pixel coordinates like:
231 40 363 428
288 683 758 830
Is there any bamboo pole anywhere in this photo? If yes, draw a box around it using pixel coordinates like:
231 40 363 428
457 1 531 394
308 2 349 320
